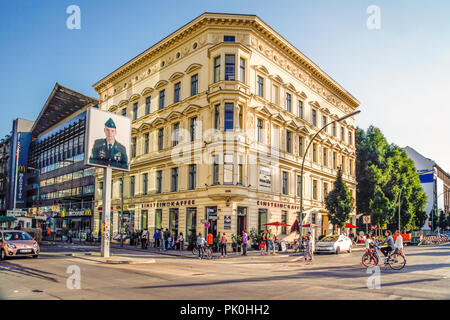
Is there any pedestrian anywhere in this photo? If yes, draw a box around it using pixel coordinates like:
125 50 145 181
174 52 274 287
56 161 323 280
178 232 184 251
267 229 274 255
260 231 267 255
159 229 166 251
167 233 173 249
220 232 228 257
142 229 149 249
153 229 159 248
303 234 313 262
164 228 170 250
242 230 248 256
394 230 406 261
197 232 206 259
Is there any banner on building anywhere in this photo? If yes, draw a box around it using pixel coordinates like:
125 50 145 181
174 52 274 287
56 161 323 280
85 107 131 171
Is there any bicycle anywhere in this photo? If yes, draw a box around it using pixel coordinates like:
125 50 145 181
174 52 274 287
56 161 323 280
362 246 406 270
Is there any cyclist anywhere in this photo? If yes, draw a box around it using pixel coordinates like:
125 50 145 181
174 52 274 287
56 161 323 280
379 230 395 261
196 232 206 259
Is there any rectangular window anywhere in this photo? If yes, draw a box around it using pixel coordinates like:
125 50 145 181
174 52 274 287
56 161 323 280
133 102 138 120
298 100 303 119
282 171 288 195
238 155 243 185
191 74 198 96
144 133 149 154
130 176 135 197
239 58 245 82
131 137 137 157
214 104 220 130
273 85 279 104
286 93 292 112
286 130 292 153
214 56 220 83
213 155 219 185
324 183 329 200
145 96 151 115
224 103 234 131
155 209 162 230
350 159 354 175
186 208 197 239
190 117 197 141
349 131 353 145
341 127 345 141
281 211 287 235
188 164 196 190
159 90 165 109
257 76 264 97
224 35 235 42
332 122 336 137
322 116 327 132
172 122 180 147
313 143 317 162
171 167 178 192
333 152 337 169
342 156 346 173
223 154 233 185
299 136 303 156
313 180 318 200
156 170 162 194
174 82 181 103
142 173 148 195
122 108 127 117
312 109 317 126
323 148 328 167
257 118 263 143
297 175 301 197
158 128 164 151
225 55 235 80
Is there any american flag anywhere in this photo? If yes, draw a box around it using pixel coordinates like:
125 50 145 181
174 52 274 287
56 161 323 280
16 141 20 159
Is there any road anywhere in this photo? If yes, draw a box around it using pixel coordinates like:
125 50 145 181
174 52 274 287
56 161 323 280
0 243 449 300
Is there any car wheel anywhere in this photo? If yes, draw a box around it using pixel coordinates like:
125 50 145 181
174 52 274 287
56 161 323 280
32 255 39 259
0 249 6 260
335 247 340 254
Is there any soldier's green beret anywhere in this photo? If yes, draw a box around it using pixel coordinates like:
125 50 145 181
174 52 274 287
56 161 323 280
105 118 116 129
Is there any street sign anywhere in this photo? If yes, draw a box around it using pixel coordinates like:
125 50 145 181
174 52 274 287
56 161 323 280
204 222 210 228
363 216 371 224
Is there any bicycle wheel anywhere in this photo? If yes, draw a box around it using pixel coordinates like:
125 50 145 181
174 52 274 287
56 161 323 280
389 254 406 270
361 253 376 267
192 247 198 255
206 248 213 259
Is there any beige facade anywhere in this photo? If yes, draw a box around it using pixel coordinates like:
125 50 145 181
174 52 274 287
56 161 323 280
92 13 359 242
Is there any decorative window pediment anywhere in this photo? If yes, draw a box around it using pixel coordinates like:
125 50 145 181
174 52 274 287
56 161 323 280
141 87 154 96
256 106 273 117
129 93 140 102
253 65 269 75
296 91 307 100
286 120 299 130
168 72 184 82
271 113 287 123
118 99 129 107
108 105 118 113
298 126 311 135
185 63 202 74
182 104 201 115
151 117 166 127
320 107 331 115
309 101 321 109
138 123 151 132
283 82 296 92
131 128 139 135
154 80 169 89
166 111 183 121
269 74 284 85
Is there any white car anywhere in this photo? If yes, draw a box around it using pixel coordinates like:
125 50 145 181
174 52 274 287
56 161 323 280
315 235 353 254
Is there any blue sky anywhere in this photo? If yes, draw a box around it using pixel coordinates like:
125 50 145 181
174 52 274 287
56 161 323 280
1 0 449 172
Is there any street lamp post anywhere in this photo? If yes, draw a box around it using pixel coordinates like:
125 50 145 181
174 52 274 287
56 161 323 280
299 110 361 236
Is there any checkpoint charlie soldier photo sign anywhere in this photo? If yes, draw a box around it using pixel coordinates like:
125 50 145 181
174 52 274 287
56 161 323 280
85 107 131 171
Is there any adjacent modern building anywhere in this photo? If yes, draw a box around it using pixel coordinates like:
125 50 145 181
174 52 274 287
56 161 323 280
404 146 450 230
91 13 359 241
0 134 12 216
25 83 98 237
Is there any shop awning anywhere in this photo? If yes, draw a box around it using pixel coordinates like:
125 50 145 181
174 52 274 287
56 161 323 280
0 216 17 223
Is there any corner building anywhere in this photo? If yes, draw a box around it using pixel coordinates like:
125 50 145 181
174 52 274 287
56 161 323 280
93 13 360 241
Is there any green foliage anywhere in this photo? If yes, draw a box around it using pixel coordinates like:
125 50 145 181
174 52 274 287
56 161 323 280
325 168 354 233
231 234 242 245
356 126 428 232
249 227 261 245
438 210 447 230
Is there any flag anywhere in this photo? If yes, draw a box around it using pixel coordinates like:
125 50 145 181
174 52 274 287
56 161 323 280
371 225 376 230
16 141 20 159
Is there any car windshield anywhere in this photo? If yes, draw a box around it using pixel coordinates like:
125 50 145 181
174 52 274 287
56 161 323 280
320 236 339 242
3 232 32 241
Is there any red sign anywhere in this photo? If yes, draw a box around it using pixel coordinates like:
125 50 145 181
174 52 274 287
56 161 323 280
204 222 210 228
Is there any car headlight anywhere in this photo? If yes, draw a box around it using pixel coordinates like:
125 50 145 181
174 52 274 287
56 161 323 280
33 242 38 248
7 243 16 249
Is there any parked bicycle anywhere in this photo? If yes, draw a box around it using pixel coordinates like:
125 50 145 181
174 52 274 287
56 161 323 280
193 243 213 259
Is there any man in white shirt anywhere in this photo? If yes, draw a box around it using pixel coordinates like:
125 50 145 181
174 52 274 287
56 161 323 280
394 230 406 260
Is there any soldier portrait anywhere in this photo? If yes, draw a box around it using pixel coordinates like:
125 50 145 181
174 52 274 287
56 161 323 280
88 117 129 170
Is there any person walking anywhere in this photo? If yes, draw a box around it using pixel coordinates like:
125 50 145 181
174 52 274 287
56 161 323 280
197 232 206 259
394 230 406 261
142 229 149 249
164 229 170 250
260 231 267 255
303 234 313 262
267 229 274 255
220 232 228 257
153 229 159 248
242 230 248 256
159 229 166 251
177 232 184 251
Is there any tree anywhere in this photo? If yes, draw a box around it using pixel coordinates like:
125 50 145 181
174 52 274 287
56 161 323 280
356 126 427 232
325 168 354 234
438 210 447 231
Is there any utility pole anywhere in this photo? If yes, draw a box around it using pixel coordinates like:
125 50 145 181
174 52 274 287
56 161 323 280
120 171 124 247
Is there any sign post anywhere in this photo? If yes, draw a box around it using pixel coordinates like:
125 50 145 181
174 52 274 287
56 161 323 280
101 166 112 258
363 215 371 234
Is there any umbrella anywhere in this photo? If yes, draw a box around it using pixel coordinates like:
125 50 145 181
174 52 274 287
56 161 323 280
302 224 321 228
263 222 291 234
345 223 357 228
290 219 300 233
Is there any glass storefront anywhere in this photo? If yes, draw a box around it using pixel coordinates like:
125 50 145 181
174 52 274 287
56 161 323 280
258 209 268 234
141 210 148 230
237 206 247 235
169 208 179 236
155 209 162 231
186 207 197 239
206 206 218 238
